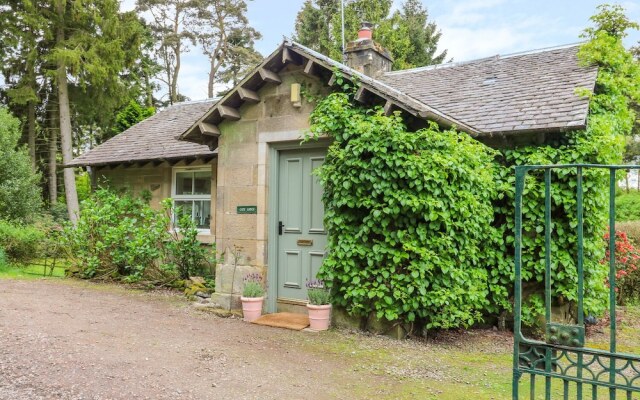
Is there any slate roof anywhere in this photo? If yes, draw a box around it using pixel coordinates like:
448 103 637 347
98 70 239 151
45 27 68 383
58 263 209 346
71 42 598 167
67 100 217 167
379 44 597 135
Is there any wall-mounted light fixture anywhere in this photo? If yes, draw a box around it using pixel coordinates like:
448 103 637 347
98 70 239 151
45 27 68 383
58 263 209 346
291 83 302 108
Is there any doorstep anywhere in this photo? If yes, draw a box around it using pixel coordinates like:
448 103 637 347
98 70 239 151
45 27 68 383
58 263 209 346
276 298 309 315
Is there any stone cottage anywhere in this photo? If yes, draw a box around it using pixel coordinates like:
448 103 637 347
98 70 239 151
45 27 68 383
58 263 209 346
66 99 218 243
70 24 597 314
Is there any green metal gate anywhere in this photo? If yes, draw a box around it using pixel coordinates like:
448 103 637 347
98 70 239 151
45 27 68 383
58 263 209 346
513 164 640 399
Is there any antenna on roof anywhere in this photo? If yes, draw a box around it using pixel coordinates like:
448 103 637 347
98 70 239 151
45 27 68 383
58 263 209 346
341 0 346 62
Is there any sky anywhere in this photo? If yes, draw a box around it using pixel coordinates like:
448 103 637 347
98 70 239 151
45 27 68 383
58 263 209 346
113 0 640 101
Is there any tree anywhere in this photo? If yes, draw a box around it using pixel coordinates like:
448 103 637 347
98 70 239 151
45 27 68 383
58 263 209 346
293 0 447 69
394 0 447 66
137 0 197 105
0 0 46 171
48 0 146 224
630 42 639 137
191 0 261 98
294 0 337 59
114 100 156 135
216 27 263 89
0 107 42 222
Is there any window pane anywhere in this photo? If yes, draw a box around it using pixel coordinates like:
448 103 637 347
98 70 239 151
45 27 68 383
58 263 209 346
193 171 211 195
174 201 193 226
193 200 211 229
175 172 193 195
174 200 211 230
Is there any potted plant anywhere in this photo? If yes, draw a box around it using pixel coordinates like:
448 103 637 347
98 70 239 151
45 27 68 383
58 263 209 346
241 273 265 322
306 279 332 331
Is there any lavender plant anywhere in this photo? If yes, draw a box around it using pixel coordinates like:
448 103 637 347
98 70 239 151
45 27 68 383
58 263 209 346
306 279 331 305
242 273 265 298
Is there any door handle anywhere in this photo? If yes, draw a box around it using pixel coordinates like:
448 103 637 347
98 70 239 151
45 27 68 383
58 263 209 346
278 221 284 235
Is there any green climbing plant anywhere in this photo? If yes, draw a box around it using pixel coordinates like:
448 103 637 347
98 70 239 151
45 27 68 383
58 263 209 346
308 77 502 329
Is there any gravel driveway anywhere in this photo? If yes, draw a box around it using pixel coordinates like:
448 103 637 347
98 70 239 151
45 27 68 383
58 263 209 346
0 279 424 400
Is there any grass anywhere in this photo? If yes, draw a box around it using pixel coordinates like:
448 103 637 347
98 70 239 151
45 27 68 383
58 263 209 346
289 306 640 400
616 190 640 222
0 259 66 279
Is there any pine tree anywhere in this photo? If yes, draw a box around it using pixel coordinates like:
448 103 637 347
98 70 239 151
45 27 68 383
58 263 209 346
191 0 261 98
216 28 263 89
293 0 447 69
136 0 197 105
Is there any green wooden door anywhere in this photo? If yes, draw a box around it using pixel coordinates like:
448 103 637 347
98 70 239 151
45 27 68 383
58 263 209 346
276 148 327 301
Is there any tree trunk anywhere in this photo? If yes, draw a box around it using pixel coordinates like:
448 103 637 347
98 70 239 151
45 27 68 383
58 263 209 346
626 171 630 193
171 45 180 104
48 103 58 205
144 73 153 107
170 14 180 104
208 58 215 98
56 0 80 224
27 100 36 171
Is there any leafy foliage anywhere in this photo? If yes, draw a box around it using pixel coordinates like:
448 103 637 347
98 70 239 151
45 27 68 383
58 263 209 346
113 100 155 136
0 107 42 222
63 189 169 281
164 200 217 280
0 219 46 263
63 189 216 284
294 0 446 69
309 85 500 329
306 280 331 305
615 191 640 221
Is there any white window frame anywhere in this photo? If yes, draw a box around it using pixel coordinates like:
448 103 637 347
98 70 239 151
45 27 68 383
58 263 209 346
171 166 213 234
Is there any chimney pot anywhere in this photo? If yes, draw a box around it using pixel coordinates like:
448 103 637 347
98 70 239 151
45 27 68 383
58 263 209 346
358 21 373 41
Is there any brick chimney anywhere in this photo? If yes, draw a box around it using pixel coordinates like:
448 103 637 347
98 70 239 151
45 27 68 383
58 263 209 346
344 22 393 78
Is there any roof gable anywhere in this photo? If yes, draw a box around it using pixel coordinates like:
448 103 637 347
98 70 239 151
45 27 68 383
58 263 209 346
179 40 478 148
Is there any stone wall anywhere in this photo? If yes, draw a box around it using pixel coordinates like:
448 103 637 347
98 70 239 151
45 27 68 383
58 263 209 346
211 64 327 310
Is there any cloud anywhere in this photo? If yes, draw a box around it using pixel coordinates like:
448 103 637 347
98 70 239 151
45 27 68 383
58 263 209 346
433 0 569 62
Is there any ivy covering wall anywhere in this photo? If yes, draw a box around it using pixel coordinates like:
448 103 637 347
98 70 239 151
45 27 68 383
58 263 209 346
309 8 640 330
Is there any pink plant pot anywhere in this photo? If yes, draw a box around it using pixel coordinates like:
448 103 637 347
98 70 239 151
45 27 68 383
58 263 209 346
307 304 332 331
241 296 264 322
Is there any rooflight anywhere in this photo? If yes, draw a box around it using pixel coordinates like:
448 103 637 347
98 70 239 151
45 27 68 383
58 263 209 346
483 76 497 85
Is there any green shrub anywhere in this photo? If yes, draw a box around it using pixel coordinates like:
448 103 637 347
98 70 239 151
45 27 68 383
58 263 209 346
0 107 42 222
164 200 217 280
0 219 45 262
0 248 8 268
63 189 217 285
615 191 640 222
63 189 171 281
309 89 499 329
